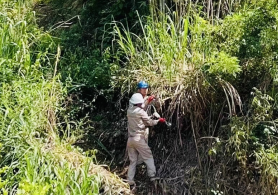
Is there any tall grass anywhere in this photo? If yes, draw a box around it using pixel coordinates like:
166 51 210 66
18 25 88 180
148 0 245 26
113 10 190 79
111 5 241 129
109 1 253 194
13 143 101 195
0 0 130 194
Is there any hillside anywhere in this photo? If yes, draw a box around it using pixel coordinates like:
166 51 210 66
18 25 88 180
1 0 278 195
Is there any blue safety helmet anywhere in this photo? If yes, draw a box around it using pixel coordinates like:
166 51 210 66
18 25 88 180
137 81 149 89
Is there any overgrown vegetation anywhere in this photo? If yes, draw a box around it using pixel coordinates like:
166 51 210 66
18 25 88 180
2 0 278 194
0 0 130 194
109 0 278 194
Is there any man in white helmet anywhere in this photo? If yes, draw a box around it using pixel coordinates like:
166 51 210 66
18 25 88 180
126 93 166 186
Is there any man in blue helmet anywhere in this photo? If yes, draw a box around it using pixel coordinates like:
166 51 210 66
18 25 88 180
137 81 155 110
136 81 159 141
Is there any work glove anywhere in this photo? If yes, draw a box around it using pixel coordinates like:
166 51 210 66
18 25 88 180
159 118 166 123
147 95 155 103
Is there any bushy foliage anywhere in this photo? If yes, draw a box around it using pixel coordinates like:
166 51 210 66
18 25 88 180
9 0 278 194
0 0 130 194
108 0 278 194
39 0 150 91
210 87 278 194
216 0 278 96
60 48 111 89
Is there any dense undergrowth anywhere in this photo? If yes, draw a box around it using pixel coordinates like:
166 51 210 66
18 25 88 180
126 1 278 193
0 0 130 194
46 0 278 194
3 0 278 194
108 0 278 194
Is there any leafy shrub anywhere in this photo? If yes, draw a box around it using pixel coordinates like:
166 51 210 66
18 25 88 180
207 51 241 78
60 48 111 89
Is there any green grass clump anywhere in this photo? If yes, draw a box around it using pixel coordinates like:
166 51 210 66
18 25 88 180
0 0 130 194
111 8 241 122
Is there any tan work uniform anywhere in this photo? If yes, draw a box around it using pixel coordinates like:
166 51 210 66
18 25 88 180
126 105 159 184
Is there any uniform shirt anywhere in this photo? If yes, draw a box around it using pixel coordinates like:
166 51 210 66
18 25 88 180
127 105 159 137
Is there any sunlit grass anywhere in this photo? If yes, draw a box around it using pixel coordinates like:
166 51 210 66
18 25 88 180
0 0 130 194
111 6 241 128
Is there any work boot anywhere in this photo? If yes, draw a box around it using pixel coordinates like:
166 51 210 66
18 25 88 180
128 181 136 191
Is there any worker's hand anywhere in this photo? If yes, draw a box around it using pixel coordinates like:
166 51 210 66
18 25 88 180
159 118 166 123
147 95 155 103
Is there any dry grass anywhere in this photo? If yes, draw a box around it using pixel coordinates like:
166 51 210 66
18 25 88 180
42 139 131 195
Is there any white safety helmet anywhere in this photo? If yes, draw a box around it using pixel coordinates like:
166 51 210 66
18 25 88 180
129 93 144 105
